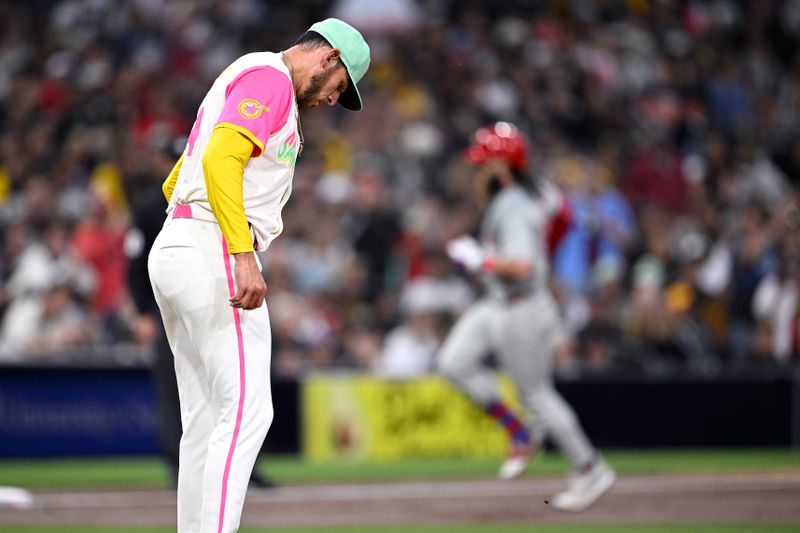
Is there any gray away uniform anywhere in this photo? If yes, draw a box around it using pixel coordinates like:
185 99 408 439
438 183 596 470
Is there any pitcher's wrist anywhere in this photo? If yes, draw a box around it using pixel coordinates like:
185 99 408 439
233 250 255 262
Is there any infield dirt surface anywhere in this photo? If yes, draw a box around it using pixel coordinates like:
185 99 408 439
2 471 800 529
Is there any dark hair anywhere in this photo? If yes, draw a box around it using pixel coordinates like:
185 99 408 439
294 31 332 49
293 31 345 70
511 166 541 197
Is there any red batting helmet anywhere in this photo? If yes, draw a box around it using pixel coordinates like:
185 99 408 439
464 122 530 172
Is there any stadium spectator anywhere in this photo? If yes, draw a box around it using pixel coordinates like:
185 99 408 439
1 0 799 377
752 232 800 366
0 279 97 360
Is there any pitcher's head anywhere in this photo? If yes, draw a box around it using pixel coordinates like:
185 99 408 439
293 18 370 111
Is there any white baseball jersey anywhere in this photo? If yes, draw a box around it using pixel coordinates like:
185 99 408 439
479 182 560 300
149 51 303 532
169 51 300 251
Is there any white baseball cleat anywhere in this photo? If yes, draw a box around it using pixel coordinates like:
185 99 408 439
498 443 534 480
549 458 615 512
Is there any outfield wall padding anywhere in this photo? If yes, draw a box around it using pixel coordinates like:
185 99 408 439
0 365 796 457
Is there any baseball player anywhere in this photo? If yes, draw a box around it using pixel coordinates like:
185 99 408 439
439 122 615 511
147 19 370 533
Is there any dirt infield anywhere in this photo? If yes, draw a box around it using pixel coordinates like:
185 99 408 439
3 471 800 528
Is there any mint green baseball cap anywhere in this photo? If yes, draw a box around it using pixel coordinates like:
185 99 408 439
308 18 370 111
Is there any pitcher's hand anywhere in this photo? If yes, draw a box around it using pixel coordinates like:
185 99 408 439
230 252 266 310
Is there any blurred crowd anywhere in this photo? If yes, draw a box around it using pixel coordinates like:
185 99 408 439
2 0 800 378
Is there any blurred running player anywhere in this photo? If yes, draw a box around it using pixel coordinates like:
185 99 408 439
438 122 615 512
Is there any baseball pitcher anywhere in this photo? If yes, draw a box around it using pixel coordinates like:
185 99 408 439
147 19 370 533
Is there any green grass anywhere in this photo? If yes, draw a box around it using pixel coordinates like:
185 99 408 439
0 448 799 489
258 448 800 484
1 525 798 532
0 457 170 489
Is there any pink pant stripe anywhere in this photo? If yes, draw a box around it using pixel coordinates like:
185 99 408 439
218 237 246 533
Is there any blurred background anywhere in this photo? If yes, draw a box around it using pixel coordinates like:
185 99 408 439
1 0 800 530
3 0 800 376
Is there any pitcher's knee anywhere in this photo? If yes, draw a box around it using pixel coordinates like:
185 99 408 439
250 401 273 438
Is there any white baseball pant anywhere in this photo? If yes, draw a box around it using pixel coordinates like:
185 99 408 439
148 206 273 533
438 291 595 470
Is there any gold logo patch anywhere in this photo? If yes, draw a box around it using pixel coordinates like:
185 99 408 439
238 99 270 119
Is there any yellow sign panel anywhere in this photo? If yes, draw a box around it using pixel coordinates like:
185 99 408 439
302 374 522 461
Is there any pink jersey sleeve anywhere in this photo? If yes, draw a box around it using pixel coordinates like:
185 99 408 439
215 66 294 155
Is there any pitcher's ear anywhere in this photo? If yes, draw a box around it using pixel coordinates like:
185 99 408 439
323 48 341 67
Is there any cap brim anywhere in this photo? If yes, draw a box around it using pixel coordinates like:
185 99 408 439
338 69 362 111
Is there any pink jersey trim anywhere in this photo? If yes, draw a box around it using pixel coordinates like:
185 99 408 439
218 236 246 533
216 66 293 149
